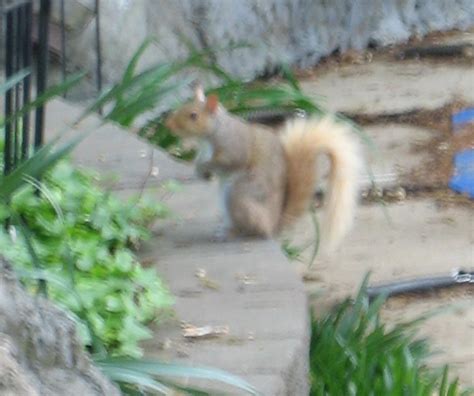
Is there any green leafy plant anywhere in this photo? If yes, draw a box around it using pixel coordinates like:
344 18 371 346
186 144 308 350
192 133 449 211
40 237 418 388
0 151 259 395
310 276 472 395
83 39 191 128
0 156 172 357
2 72 172 358
82 39 222 160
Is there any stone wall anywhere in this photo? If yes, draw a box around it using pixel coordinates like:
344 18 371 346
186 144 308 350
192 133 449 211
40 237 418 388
0 257 120 396
62 0 474 85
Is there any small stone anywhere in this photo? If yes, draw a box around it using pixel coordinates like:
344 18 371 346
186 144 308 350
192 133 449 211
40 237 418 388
463 46 474 58
385 186 407 202
151 166 159 177
162 338 172 350
438 142 450 151
195 268 206 279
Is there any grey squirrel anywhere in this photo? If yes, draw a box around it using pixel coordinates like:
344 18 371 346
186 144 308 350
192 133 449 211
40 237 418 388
165 86 363 252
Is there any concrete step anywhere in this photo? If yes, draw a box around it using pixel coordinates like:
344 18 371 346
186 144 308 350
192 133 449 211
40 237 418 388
361 123 434 188
301 59 474 116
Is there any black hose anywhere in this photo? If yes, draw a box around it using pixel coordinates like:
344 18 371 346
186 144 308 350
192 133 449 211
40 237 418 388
367 270 473 301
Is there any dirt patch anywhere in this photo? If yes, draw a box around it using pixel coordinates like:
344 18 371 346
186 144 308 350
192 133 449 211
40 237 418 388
382 285 474 313
351 101 474 207
403 104 473 189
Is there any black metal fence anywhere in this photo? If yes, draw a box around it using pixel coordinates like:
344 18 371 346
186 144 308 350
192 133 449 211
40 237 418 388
2 0 103 176
2 0 35 175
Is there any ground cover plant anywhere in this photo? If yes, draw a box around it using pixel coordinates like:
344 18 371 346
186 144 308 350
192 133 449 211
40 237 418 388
0 152 171 357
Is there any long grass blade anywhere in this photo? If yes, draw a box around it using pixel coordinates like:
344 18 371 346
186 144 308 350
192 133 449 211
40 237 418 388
0 134 84 200
307 207 320 268
98 366 174 395
0 69 30 95
23 175 64 222
122 38 154 84
96 358 260 395
1 73 85 127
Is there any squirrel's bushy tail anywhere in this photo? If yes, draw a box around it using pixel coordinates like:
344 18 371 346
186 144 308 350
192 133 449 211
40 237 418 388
280 116 362 252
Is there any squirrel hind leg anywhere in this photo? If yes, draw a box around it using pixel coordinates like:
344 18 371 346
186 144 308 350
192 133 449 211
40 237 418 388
228 199 276 238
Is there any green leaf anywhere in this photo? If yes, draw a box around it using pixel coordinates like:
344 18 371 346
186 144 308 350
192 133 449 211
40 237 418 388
76 254 94 271
114 250 134 272
0 135 84 201
105 295 124 313
0 69 30 96
2 73 85 126
96 358 260 395
98 366 174 395
122 38 154 84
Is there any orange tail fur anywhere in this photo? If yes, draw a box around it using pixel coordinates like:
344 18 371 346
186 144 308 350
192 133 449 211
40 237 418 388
280 116 362 252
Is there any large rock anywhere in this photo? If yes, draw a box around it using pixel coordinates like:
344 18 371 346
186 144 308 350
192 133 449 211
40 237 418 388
0 257 120 396
64 0 474 85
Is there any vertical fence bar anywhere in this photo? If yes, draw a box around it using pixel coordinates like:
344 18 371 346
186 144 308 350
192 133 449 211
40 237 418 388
60 0 66 94
95 0 103 114
21 2 32 160
4 9 14 175
14 6 22 167
34 0 51 150
0 1 3 65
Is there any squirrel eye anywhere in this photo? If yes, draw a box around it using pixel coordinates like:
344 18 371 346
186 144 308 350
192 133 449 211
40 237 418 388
189 112 198 120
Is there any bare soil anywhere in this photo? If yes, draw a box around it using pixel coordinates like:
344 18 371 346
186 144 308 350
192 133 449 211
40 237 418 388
352 102 474 207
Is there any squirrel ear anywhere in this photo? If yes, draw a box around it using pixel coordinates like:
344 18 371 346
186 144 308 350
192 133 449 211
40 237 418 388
206 94 219 114
194 84 206 103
